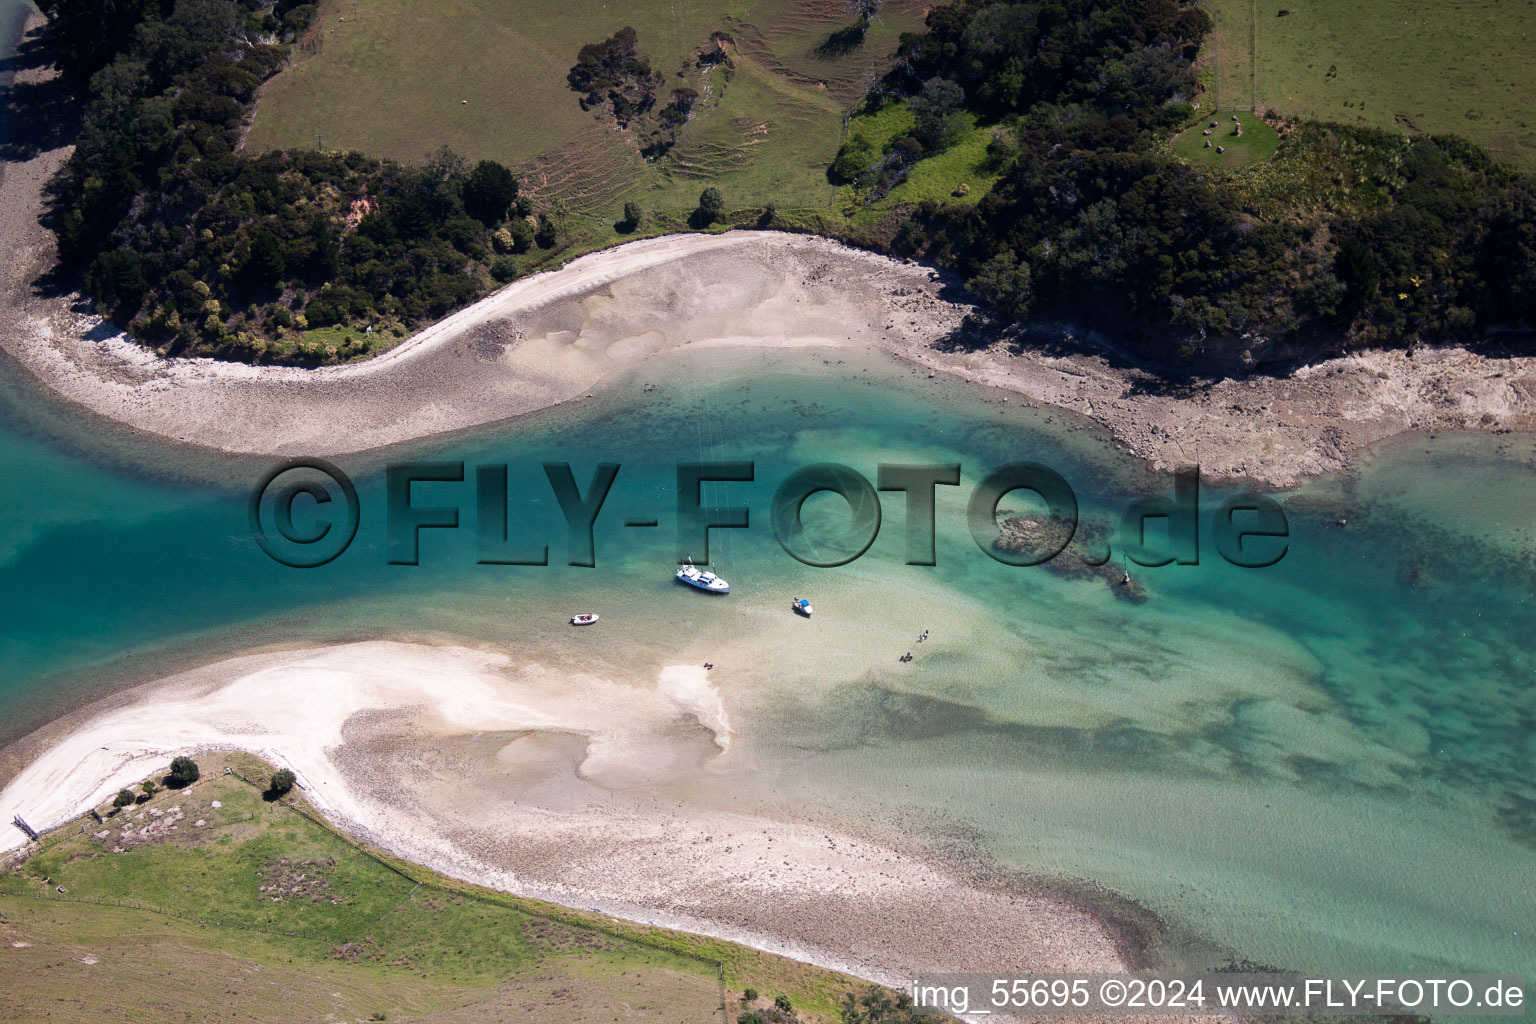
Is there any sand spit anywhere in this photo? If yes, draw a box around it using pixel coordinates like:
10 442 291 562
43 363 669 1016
1 27 1532 487
0 641 1129 987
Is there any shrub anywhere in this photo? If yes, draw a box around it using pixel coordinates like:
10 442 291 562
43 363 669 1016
986 126 1020 164
1442 304 1477 337
509 217 534 253
492 227 514 253
112 789 134 810
141 780 158 798
491 255 520 282
440 215 486 255
168 755 200 788
268 768 296 796
534 214 557 249
831 139 875 182
742 988 758 1002
774 995 793 1013
620 200 643 231
697 186 725 224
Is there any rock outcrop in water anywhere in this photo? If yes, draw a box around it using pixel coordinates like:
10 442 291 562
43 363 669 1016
995 513 1148 603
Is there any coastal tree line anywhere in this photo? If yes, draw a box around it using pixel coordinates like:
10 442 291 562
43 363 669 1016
836 0 1536 363
33 0 1536 369
36 0 551 363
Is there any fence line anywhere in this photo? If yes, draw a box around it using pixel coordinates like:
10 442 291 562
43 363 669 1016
1249 0 1258 111
1198 0 1257 112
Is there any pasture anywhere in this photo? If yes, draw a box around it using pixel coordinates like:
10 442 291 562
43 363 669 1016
834 102 1005 216
0 753 865 1022
1198 0 1536 169
246 0 929 220
1172 110 1281 169
1203 0 1256 112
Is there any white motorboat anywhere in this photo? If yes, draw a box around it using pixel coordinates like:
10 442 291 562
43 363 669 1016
792 598 813 617
570 613 599 625
676 557 729 594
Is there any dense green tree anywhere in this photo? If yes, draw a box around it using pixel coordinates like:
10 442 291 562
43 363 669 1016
168 755 200 788
831 138 877 183
112 788 134 810
462 159 519 225
698 186 726 224
85 250 148 314
35 0 569 368
908 77 966 151
491 255 520 282
244 231 286 288
1334 236 1380 321
535 213 558 248
508 216 535 253
852 0 1531 363
34 0 159 83
567 26 658 126
968 248 1032 318
267 769 296 796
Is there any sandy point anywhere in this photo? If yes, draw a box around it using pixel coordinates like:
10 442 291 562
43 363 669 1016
0 640 1135 986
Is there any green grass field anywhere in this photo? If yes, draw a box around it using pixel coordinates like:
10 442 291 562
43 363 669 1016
1171 110 1280 169
0 753 870 1023
831 102 1005 220
1198 0 1536 169
246 0 929 220
1203 0 1256 112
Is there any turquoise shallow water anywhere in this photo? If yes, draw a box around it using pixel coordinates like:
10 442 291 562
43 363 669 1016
1 344 1533 980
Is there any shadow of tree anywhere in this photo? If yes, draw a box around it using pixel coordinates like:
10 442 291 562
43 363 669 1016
816 21 867 58
0 22 86 305
931 304 1229 396
0 27 79 163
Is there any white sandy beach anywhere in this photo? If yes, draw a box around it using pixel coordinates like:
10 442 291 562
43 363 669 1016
0 641 1133 986
8 217 1535 487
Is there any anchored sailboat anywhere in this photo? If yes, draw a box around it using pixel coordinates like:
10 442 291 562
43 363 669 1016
675 557 730 594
